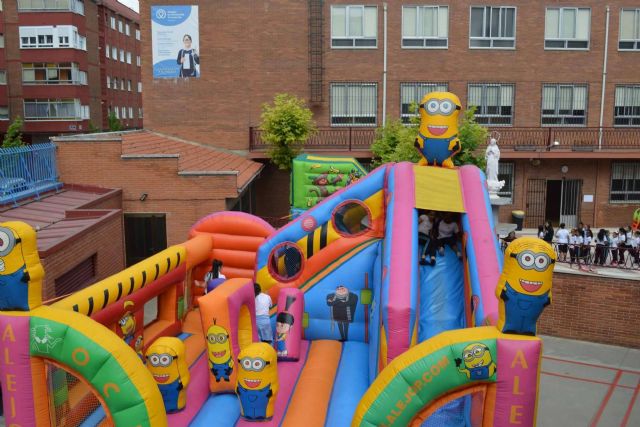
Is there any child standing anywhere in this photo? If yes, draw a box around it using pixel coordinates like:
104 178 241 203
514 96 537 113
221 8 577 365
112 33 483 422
254 283 273 344
555 223 570 262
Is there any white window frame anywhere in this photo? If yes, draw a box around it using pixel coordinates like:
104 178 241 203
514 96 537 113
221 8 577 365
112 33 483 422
119 49 124 62
330 82 378 126
0 34 4 49
126 52 132 64
114 107 119 119
467 83 515 126
106 76 110 89
23 98 82 121
139 107 143 118
137 81 142 93
127 80 131 91
469 6 517 49
110 16 116 30
401 6 448 49
125 23 130 36
0 106 9 120
544 7 591 50
0 70 6 85
614 85 640 127
121 106 126 119
619 9 640 51
111 46 117 58
113 77 118 90
136 55 141 66
610 162 640 203
105 43 110 58
331 5 378 49
541 83 588 127
400 82 449 123
120 79 125 91
118 20 123 33
17 0 84 15
19 26 85 50
135 29 141 40
497 162 515 203
128 107 133 119
22 62 85 85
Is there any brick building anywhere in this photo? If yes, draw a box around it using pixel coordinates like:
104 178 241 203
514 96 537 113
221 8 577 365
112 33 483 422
0 0 142 143
135 0 640 227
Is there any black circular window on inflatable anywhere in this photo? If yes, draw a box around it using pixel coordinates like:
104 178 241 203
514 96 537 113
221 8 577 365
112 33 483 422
268 242 304 282
332 200 372 237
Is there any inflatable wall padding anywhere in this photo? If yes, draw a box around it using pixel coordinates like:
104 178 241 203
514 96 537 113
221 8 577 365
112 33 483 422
198 278 258 393
236 343 279 421
275 288 304 360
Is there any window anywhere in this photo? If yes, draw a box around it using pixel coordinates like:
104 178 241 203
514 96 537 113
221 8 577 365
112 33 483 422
120 79 124 90
81 105 89 119
106 76 110 88
19 26 85 50
125 23 130 36
137 81 142 92
22 62 86 85
468 83 514 126
121 106 126 119
127 80 131 91
0 34 4 48
0 106 8 120
128 107 133 119
400 82 448 123
111 46 117 58
402 6 448 48
332 200 372 236
139 107 143 118
268 243 304 281
541 84 588 126
118 20 123 33
497 162 514 203
331 82 377 126
23 98 82 120
545 8 590 49
136 55 141 66
469 6 516 49
610 162 640 202
135 29 141 40
110 16 116 30
614 85 640 126
0 71 5 85
106 44 110 58
126 52 132 64
331 5 377 48
119 49 124 62
114 107 119 119
620 9 640 50
17 0 85 15
113 77 118 89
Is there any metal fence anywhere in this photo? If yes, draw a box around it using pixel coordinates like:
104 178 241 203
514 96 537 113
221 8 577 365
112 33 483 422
0 142 62 206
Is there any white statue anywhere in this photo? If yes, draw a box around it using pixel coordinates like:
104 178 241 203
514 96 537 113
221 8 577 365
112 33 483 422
485 136 505 199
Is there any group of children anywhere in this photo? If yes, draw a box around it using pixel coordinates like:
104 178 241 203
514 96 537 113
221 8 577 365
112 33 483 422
541 222 640 269
417 210 463 266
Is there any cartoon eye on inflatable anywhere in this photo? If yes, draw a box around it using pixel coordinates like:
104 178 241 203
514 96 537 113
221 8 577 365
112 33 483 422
535 255 549 269
149 354 160 366
332 200 372 237
160 354 172 366
241 358 253 370
269 242 304 282
0 227 16 257
426 99 439 114
252 359 265 370
440 100 454 114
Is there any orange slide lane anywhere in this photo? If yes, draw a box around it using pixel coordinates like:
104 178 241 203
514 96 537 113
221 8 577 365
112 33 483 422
281 340 343 427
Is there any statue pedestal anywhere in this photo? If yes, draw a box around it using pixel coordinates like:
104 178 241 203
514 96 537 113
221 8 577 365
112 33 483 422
490 196 517 238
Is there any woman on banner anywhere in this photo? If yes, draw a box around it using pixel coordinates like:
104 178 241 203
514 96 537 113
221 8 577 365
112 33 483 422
177 34 199 77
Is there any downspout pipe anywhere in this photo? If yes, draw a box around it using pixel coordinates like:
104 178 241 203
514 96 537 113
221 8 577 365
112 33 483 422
382 3 388 126
598 6 610 150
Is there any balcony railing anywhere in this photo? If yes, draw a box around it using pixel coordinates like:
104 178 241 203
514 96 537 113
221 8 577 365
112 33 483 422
249 126 640 152
0 142 62 206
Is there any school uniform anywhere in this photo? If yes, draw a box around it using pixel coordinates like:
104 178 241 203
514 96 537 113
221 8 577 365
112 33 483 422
556 229 570 253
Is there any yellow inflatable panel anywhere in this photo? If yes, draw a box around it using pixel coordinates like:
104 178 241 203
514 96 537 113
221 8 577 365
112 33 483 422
414 166 464 212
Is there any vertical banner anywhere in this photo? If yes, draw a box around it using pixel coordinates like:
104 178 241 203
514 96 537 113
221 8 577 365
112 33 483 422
151 5 200 78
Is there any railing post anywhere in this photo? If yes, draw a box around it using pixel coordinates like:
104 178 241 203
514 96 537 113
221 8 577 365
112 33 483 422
546 128 552 150
249 127 254 150
349 127 352 151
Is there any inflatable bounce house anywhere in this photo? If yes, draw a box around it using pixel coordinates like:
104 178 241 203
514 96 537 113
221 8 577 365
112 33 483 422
0 92 556 427
290 154 367 218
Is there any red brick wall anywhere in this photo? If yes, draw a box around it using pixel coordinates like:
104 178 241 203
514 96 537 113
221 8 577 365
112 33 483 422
539 272 640 348
56 139 234 244
41 211 125 300
254 162 291 218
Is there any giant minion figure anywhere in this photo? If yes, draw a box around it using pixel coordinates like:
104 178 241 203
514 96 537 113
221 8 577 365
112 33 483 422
496 237 556 335
146 337 190 413
415 92 462 168
207 320 234 382
0 221 44 311
236 343 278 420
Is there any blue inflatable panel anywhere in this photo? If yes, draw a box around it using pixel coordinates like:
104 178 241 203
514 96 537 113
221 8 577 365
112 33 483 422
421 396 469 427
78 407 105 427
368 245 383 383
189 394 240 427
418 244 465 342
325 341 370 427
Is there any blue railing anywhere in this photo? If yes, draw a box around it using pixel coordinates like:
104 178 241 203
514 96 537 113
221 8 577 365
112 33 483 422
0 142 62 206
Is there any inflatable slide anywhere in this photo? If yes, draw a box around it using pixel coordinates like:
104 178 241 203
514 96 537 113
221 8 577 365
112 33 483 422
0 92 555 426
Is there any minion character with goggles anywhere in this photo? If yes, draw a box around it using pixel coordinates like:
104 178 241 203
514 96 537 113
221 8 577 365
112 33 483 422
236 343 278 420
207 320 234 382
146 337 190 413
455 342 496 380
496 237 556 335
0 221 44 311
414 92 462 169
118 300 137 345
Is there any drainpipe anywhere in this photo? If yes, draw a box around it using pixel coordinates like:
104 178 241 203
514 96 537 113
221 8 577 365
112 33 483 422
382 3 388 126
598 6 610 150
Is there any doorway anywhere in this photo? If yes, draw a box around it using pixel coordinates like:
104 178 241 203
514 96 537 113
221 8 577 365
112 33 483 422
525 179 582 228
124 214 167 267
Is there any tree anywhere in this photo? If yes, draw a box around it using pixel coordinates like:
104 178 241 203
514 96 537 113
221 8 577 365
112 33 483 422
2 116 25 148
371 105 487 169
260 93 316 170
108 112 123 131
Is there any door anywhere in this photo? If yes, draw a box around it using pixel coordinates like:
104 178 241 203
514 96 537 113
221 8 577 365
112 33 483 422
525 179 547 228
545 180 562 225
124 214 167 267
559 179 582 228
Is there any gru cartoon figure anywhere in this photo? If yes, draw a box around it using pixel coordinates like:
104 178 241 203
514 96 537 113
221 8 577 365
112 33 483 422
275 296 296 357
326 285 358 341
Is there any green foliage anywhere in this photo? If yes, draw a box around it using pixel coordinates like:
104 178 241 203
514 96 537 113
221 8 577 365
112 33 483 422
2 116 25 148
88 121 100 133
370 105 488 168
108 112 123 131
455 107 488 169
260 93 316 170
